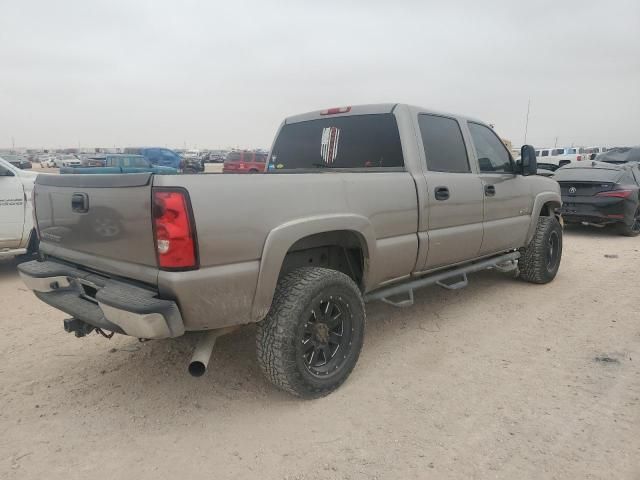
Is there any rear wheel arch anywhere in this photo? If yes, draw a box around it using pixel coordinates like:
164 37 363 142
250 216 376 321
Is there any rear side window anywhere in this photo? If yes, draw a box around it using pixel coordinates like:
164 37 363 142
227 152 241 161
553 149 565 156
269 114 404 170
541 150 549 157
418 114 470 173
468 123 513 173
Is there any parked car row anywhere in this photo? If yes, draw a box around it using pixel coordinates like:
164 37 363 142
533 146 611 167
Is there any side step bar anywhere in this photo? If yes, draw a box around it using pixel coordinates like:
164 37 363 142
364 251 520 307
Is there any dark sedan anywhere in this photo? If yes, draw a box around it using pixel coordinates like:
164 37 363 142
556 161 640 236
1 154 32 169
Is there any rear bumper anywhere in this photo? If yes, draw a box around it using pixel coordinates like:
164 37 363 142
560 197 631 224
18 259 185 339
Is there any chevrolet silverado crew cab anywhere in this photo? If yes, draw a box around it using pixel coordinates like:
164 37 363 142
19 104 562 398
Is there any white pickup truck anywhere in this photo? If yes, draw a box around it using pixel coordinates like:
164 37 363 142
0 157 38 258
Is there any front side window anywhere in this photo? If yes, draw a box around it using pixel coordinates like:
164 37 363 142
269 114 404 170
468 122 513 173
541 150 549 157
418 114 470 173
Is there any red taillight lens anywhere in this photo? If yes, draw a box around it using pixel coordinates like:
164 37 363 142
153 189 197 269
577 155 582 161
596 189 634 198
320 106 351 115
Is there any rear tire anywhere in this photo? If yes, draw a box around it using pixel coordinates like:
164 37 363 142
616 207 640 237
519 216 562 284
256 267 365 398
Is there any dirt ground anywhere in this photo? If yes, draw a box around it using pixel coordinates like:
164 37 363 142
1 226 639 480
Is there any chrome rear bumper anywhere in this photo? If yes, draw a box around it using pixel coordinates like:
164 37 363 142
18 259 185 339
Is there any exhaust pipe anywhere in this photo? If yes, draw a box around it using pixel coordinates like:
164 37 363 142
188 327 237 377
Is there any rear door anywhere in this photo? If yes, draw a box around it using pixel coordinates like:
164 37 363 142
467 122 532 256
0 163 25 248
417 114 484 270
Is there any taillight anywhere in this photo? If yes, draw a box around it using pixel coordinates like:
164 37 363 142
152 189 197 270
239 162 246 169
596 189 634 198
577 155 582 161
320 106 351 115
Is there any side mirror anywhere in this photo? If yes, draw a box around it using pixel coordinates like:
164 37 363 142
520 144 537 176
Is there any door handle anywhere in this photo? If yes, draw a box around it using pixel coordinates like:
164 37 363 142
434 186 450 201
484 185 496 197
71 193 89 213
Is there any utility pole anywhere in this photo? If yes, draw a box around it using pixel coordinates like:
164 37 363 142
554 137 558 148
523 99 530 144
11 136 15 151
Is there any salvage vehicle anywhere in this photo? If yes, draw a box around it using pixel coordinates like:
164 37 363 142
60 154 177 175
596 146 640 165
556 161 640 235
123 147 183 170
1 154 32 170
223 150 267 173
0 157 38 258
55 154 82 168
19 104 563 398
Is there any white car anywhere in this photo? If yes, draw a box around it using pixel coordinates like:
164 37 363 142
535 147 588 167
0 157 38 258
183 149 201 160
535 148 566 166
38 155 57 168
55 154 82 168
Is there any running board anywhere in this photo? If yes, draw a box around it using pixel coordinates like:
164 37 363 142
364 251 521 307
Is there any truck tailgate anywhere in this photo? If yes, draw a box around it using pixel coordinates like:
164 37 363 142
34 173 158 284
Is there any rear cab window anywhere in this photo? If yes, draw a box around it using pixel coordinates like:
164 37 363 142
418 114 470 173
268 114 404 171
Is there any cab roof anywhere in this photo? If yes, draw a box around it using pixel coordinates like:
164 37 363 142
284 103 485 125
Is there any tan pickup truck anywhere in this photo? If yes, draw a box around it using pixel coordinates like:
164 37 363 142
19 104 562 397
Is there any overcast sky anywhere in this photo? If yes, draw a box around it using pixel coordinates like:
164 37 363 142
1 0 639 150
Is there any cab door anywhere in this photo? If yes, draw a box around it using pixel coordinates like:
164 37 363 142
0 165 26 248
416 113 484 270
467 122 532 256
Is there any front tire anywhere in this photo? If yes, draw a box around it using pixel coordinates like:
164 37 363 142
519 216 562 284
256 267 365 398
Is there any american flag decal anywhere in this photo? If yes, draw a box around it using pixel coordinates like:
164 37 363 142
321 127 340 164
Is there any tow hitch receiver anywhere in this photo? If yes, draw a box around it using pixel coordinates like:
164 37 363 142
63 318 95 338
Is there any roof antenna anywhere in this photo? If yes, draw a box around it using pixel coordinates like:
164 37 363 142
523 99 531 144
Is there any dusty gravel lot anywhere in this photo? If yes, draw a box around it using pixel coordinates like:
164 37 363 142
1 226 639 479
